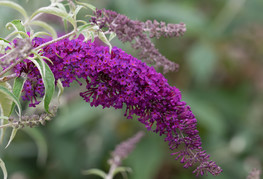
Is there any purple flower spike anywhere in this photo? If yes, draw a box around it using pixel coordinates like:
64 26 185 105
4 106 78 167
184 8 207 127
14 37 222 176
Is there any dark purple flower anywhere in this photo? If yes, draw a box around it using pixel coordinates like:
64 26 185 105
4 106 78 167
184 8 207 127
12 37 221 176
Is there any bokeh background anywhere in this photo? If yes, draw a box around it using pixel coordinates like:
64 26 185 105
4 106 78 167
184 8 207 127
1 0 263 178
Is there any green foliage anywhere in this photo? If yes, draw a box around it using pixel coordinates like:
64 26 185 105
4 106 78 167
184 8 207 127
0 158 7 179
0 83 22 120
27 56 55 113
0 0 263 179
0 1 28 19
82 168 106 178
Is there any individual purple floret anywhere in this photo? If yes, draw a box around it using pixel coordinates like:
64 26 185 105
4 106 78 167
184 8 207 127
13 37 222 176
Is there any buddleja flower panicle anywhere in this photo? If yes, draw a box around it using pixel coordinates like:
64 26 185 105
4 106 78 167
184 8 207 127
11 37 221 176
92 9 186 73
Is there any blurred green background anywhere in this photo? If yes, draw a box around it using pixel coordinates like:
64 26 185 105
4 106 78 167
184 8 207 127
1 0 263 178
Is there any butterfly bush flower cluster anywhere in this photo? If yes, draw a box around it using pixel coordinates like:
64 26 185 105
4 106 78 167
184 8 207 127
11 37 222 176
91 9 186 73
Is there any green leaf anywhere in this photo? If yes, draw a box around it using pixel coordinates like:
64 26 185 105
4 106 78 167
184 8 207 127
30 20 58 39
4 31 29 40
98 31 112 52
82 169 106 178
57 79 64 104
0 1 28 19
109 32 116 42
9 77 26 116
0 37 10 43
76 20 88 25
6 20 26 32
23 128 48 166
28 57 55 113
5 128 18 148
30 6 76 29
31 31 52 39
64 19 68 33
53 2 67 13
0 82 13 144
113 167 132 178
75 0 96 11
74 5 84 16
0 158 7 179
0 83 21 120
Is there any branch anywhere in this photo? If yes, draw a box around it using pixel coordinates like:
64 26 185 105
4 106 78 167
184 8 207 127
0 73 17 83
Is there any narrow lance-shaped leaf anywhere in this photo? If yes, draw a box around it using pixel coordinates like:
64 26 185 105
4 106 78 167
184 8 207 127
75 0 96 11
31 31 52 39
29 20 57 39
109 32 116 42
5 128 18 148
4 31 29 40
113 167 132 178
82 169 106 178
98 31 112 52
57 79 64 104
30 7 76 29
9 77 26 116
0 82 13 144
53 2 67 12
0 1 28 19
0 37 10 43
28 56 55 113
0 158 7 179
0 85 22 120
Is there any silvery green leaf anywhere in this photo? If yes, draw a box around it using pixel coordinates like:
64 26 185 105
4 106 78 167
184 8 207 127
5 128 18 148
109 32 116 42
28 57 55 113
98 31 112 52
82 169 106 178
31 31 52 39
0 83 22 120
0 1 28 19
113 167 132 178
0 82 13 144
57 79 64 104
76 20 87 25
74 5 84 16
75 0 96 11
4 31 29 40
30 20 57 39
9 77 26 116
0 158 7 179
30 6 76 29
53 2 67 13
